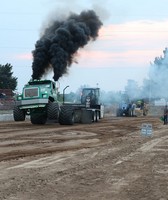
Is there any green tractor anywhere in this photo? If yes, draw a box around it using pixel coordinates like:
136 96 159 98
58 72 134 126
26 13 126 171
60 87 104 124
13 80 104 125
13 79 60 124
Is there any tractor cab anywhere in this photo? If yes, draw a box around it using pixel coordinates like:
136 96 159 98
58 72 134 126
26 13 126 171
81 88 100 106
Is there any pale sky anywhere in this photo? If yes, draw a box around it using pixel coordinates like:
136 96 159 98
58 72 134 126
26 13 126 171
1 0 168 92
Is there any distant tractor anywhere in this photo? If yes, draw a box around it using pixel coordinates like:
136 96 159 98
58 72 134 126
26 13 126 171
116 102 131 117
116 93 131 117
13 80 104 125
116 93 148 117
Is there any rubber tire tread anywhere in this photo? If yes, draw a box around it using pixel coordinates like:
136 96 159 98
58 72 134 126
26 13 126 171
30 113 47 125
47 102 59 120
116 108 123 117
59 106 74 125
13 106 25 121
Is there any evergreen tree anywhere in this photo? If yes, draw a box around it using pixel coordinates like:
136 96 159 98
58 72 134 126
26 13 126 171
0 63 17 91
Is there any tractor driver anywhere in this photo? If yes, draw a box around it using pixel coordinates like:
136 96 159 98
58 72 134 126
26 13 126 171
88 90 96 105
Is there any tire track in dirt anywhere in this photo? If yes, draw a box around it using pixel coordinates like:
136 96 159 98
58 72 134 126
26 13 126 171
0 115 167 200
0 116 162 163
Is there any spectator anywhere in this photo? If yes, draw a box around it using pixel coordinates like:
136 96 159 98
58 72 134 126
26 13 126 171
163 105 168 125
131 102 136 117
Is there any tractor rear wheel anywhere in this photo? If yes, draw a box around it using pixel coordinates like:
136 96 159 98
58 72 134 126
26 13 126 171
116 108 122 117
47 102 59 120
59 106 74 125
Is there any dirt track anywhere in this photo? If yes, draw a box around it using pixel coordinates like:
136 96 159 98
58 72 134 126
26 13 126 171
0 115 168 200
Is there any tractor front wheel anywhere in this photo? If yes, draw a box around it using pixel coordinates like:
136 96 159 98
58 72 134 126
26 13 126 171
30 113 47 125
13 106 25 121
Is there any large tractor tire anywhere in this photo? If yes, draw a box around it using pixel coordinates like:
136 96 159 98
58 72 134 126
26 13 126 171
30 113 47 125
13 106 25 121
59 106 74 125
47 102 59 120
125 108 131 117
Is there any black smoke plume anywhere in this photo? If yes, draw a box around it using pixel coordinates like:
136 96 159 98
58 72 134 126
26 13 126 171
31 10 103 81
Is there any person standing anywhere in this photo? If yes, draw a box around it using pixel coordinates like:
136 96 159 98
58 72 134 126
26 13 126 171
163 105 168 125
131 102 136 117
